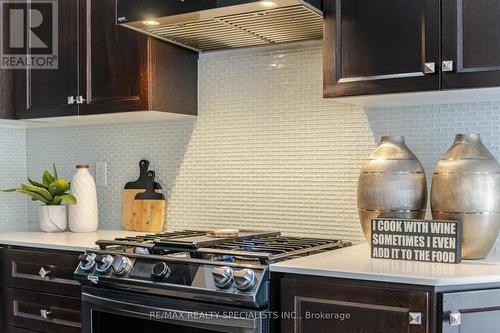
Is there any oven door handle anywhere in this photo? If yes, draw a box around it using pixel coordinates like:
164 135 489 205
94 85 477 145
82 293 263 333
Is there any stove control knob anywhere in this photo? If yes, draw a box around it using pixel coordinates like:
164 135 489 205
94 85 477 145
234 269 257 291
95 255 114 273
78 253 96 272
112 255 133 276
212 266 234 289
151 262 171 281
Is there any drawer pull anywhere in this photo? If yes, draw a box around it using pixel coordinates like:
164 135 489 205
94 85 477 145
442 60 454 72
424 62 436 74
409 312 422 325
40 309 53 319
38 267 52 279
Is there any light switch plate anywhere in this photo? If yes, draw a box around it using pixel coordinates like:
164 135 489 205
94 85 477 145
95 162 108 187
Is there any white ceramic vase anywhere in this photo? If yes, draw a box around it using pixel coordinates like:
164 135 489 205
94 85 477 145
39 205 68 232
69 164 98 232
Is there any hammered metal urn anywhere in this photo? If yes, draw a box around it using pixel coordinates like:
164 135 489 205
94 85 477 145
431 133 500 259
357 136 428 242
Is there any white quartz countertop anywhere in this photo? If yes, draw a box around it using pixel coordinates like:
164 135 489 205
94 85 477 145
270 244 500 286
0 230 145 252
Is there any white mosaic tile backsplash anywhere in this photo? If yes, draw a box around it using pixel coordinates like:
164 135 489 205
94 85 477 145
26 120 195 230
2 41 500 256
0 127 28 232
167 45 373 243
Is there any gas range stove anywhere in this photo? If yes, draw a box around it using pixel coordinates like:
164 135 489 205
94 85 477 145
74 230 351 309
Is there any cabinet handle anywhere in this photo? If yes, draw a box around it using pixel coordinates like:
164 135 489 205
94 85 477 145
442 60 454 72
40 309 53 319
67 96 76 105
424 62 436 74
449 312 461 326
38 266 51 279
409 312 422 325
76 96 86 104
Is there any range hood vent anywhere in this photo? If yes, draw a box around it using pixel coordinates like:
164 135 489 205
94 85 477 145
117 0 323 52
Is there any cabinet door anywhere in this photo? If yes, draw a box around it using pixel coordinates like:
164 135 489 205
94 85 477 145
281 277 429 333
442 0 500 89
78 0 148 115
442 289 500 333
15 0 78 119
323 0 440 97
0 70 15 119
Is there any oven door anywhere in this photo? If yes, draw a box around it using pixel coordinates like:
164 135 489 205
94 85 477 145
82 287 269 333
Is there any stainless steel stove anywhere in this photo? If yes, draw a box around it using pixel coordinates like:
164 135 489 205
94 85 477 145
75 230 350 333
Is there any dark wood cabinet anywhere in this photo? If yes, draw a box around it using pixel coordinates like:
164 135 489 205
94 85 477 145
15 0 198 119
5 288 81 333
323 0 440 97
14 0 79 119
324 0 500 97
3 249 81 298
279 274 500 333
441 0 500 90
281 276 430 333
78 0 148 114
2 247 82 333
0 70 15 119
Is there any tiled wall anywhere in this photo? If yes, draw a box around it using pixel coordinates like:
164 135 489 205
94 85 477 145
0 126 28 231
167 44 373 243
25 120 195 230
1 41 500 255
167 43 500 251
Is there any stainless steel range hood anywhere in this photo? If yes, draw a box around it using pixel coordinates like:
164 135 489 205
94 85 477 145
116 0 323 52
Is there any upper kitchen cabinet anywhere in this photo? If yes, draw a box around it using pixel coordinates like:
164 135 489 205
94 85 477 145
15 0 198 119
441 0 500 90
78 0 149 115
78 0 198 116
15 0 79 119
0 70 15 119
323 0 440 97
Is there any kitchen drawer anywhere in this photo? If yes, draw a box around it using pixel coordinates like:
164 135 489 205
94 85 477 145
3 248 80 297
281 276 430 333
5 288 81 333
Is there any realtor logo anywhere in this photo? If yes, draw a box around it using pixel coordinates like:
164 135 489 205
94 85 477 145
0 0 58 69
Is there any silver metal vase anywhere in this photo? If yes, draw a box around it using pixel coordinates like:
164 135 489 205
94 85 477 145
357 136 428 242
431 133 500 260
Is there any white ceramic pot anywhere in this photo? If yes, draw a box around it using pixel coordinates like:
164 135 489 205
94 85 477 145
39 205 67 232
69 164 98 232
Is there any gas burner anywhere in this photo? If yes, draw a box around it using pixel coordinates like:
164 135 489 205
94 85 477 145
196 235 348 264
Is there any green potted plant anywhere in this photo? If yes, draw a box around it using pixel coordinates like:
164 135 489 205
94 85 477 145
2 164 77 232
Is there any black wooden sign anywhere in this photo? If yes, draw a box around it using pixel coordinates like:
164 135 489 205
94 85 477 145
371 218 462 264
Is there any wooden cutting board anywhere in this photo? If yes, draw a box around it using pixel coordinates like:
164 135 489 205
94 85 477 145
133 171 166 232
122 160 162 231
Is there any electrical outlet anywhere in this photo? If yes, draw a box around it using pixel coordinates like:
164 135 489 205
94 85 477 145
95 162 108 187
